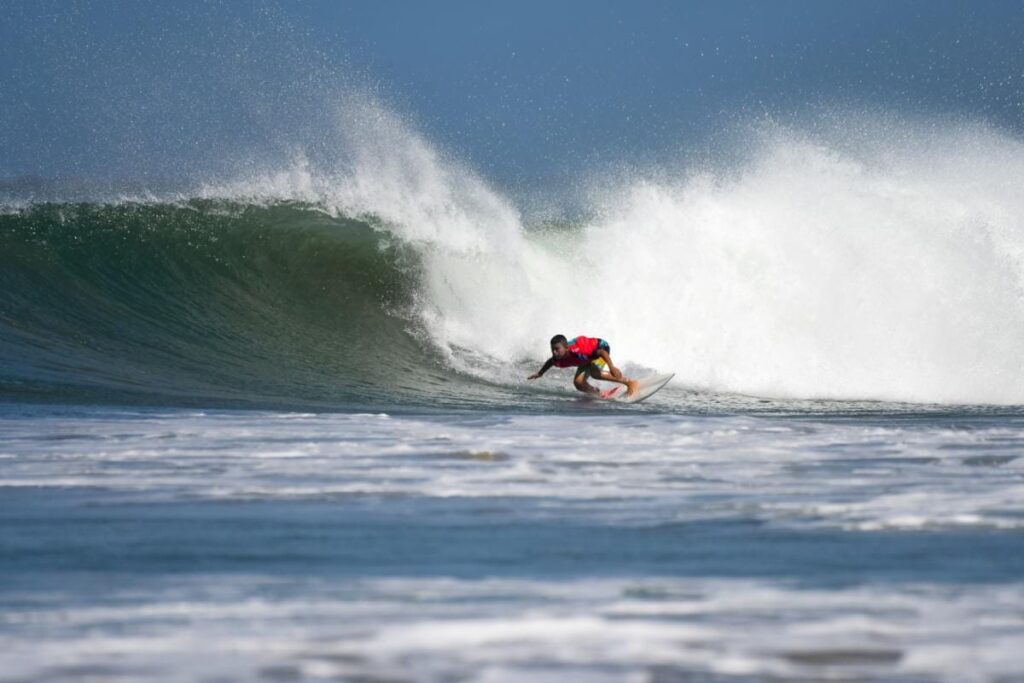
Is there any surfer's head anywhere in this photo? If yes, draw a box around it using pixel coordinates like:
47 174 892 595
550 334 569 359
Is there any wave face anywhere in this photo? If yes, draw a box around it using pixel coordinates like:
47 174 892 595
0 201 461 408
4 108 1024 408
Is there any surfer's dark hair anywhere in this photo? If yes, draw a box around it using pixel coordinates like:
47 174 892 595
550 334 568 346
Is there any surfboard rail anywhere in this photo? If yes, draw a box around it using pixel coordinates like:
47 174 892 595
588 372 674 403
620 372 674 403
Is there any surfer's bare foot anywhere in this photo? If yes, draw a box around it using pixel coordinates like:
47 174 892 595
625 380 639 396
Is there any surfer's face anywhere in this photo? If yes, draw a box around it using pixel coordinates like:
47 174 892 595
551 341 568 359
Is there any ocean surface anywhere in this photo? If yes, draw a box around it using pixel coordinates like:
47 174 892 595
4 66 1024 682
3 401 1024 682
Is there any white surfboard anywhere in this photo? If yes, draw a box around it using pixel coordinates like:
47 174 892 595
598 372 675 404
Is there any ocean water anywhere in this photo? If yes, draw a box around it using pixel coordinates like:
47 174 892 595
3 403 1024 682
5 36 1024 682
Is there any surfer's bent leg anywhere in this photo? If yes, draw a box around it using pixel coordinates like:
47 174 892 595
590 366 639 396
574 366 599 394
589 354 639 395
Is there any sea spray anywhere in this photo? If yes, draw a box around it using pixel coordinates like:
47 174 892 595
393 119 1024 404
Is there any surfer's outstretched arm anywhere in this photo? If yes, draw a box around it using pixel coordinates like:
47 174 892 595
527 358 554 380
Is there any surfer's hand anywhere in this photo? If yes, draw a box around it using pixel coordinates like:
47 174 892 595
610 367 623 380
527 373 540 380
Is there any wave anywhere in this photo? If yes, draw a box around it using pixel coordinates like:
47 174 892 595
0 200 506 408
4 105 1024 408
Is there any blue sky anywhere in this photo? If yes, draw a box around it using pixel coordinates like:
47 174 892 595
2 1 1023 187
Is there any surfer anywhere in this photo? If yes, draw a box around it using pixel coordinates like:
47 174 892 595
528 335 638 397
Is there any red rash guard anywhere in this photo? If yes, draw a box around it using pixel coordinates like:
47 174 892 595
552 336 603 368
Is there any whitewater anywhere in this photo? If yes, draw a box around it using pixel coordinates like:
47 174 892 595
4 94 1024 682
194 105 1024 406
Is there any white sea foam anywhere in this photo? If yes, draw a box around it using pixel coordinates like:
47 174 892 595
2 575 1022 683
3 408 1023 531
570 123 1024 404
3 405 1023 681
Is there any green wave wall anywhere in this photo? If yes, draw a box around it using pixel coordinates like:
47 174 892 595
0 200 489 409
